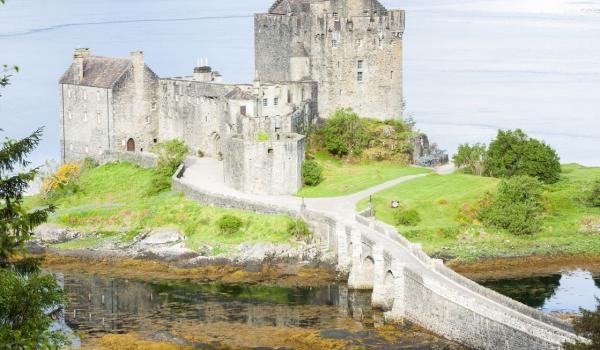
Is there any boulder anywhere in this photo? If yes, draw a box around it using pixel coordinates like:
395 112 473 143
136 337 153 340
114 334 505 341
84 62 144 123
140 228 185 245
32 224 81 244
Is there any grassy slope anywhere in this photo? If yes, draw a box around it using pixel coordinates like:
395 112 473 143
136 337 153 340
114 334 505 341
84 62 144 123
358 164 600 262
26 162 293 253
297 152 432 198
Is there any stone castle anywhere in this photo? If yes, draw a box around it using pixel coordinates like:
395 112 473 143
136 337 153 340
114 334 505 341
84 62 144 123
59 0 405 195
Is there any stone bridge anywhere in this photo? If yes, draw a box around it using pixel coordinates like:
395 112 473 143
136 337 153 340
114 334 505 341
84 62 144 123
173 156 584 350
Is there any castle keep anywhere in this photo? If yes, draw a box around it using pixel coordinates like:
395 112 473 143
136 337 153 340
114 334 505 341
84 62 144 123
58 0 405 195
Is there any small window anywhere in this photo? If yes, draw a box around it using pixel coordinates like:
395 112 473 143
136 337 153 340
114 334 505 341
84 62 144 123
332 40 338 48
356 39 362 46
68 111 72 120
96 112 101 124
85 146 89 153
68 89 72 98
84 112 88 121
357 60 363 69
83 91 87 101
146 116 151 124
175 95 179 102
240 105 247 116
263 99 268 107
153 138 158 143
357 71 363 82
274 97 279 106
332 12 339 20
69 144 73 151
152 102 157 111
390 71 394 79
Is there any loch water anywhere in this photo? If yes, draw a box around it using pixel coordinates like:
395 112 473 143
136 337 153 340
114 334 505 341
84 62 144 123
57 269 600 348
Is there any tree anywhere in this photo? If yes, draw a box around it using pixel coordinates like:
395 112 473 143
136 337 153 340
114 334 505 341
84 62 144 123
485 129 561 184
564 298 600 350
586 179 600 208
322 108 369 157
479 175 545 235
453 143 487 175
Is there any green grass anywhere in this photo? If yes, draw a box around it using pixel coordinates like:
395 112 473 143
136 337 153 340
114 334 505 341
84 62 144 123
358 164 600 262
297 152 432 198
26 162 295 253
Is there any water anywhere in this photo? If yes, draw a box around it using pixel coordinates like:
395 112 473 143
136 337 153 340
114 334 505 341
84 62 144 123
480 269 600 313
0 0 599 166
60 272 462 349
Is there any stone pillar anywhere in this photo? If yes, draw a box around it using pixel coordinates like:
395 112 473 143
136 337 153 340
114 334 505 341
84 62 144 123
371 245 387 309
347 228 365 289
336 223 351 273
384 260 407 322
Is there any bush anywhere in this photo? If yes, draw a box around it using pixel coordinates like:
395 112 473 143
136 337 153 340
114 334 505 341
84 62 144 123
41 163 80 200
287 218 311 238
302 160 324 186
485 129 561 184
257 132 269 141
81 157 98 171
479 175 545 235
586 179 600 208
147 140 189 196
322 108 369 157
564 298 600 350
217 215 243 235
453 143 487 175
394 208 421 226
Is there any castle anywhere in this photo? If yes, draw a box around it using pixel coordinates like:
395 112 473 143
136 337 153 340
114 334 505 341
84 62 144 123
58 0 405 195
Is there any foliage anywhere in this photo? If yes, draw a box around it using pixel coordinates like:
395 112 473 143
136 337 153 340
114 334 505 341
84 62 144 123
81 156 98 171
287 218 311 239
0 268 68 349
302 160 324 186
257 132 269 141
148 139 189 195
40 163 80 199
485 129 561 184
478 176 545 235
564 298 600 350
585 178 600 208
453 143 487 176
393 207 421 226
217 215 243 235
322 108 370 157
0 128 55 266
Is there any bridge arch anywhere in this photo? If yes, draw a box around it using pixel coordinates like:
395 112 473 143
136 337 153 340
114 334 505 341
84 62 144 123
382 270 395 311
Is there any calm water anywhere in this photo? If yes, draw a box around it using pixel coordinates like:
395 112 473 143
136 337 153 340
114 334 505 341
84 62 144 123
0 0 599 166
480 269 600 313
59 272 463 349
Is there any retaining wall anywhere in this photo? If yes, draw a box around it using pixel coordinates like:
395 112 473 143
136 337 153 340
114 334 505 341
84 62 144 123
100 150 158 168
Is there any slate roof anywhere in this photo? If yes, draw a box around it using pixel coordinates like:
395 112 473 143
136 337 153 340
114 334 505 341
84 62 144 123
59 56 133 89
225 87 255 101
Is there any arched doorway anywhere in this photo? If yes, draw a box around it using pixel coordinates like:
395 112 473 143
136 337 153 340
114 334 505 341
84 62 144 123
127 138 135 152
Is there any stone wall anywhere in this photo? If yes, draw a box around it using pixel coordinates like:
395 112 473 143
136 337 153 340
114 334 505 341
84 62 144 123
223 133 305 195
99 150 158 168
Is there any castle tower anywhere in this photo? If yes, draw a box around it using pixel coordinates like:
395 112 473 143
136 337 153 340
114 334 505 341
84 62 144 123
256 0 405 120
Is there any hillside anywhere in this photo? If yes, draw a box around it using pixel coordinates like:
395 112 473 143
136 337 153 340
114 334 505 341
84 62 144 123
358 164 600 262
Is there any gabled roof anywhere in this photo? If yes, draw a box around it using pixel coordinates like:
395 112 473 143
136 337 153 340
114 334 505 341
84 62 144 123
59 56 132 89
225 87 254 101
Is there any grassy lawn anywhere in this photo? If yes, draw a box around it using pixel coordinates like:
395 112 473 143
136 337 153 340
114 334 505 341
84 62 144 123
297 152 432 198
357 164 600 262
26 162 294 253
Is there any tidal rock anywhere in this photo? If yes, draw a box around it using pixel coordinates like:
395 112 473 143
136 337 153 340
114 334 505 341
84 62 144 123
139 228 185 245
32 224 82 244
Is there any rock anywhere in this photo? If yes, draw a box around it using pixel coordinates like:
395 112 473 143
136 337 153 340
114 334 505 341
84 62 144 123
140 228 185 245
32 224 82 244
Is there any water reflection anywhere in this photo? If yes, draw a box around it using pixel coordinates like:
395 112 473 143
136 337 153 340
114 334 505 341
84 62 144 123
480 270 600 313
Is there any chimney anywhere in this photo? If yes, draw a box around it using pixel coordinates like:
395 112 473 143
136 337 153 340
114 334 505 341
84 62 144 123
73 48 90 84
193 58 213 82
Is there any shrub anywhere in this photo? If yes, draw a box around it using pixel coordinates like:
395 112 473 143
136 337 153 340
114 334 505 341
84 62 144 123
287 218 311 238
586 179 600 208
257 132 269 141
485 129 561 184
81 157 98 171
217 215 243 235
322 108 369 157
41 163 80 199
147 140 189 196
479 175 545 235
394 208 421 226
302 160 324 186
453 143 487 175
564 298 600 350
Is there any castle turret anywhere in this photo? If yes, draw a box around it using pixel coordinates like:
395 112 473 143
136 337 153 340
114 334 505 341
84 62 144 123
290 42 310 81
